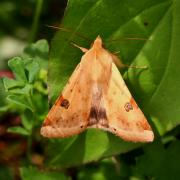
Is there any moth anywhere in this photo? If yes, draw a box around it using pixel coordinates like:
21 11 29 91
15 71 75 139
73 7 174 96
41 36 154 142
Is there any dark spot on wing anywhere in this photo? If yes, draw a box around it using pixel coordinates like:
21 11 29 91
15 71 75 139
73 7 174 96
124 102 133 112
60 99 70 109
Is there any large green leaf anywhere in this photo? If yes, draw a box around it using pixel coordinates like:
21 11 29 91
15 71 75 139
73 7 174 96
47 0 179 167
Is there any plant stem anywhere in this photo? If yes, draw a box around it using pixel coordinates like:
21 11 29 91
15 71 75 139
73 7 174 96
26 89 35 162
27 132 33 162
29 0 43 43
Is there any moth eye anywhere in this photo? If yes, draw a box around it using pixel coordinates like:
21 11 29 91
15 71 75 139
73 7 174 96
113 128 117 131
60 99 70 109
80 125 84 128
124 102 133 112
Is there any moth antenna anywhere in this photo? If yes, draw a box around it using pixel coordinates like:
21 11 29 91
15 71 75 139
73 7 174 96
106 37 150 44
45 25 92 43
118 37 148 41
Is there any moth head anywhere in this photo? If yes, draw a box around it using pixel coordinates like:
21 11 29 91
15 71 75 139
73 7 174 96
91 35 104 49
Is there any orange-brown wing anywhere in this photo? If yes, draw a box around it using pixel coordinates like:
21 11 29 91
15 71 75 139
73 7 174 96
41 61 92 138
103 63 154 142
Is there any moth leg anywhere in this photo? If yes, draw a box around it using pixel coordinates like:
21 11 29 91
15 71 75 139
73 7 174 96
71 42 89 53
112 51 121 55
111 53 147 69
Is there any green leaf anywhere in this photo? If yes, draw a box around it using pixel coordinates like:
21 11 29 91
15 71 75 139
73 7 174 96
20 166 68 180
46 0 180 166
8 126 29 136
0 105 10 113
8 57 27 83
7 94 34 111
25 60 40 83
5 84 32 95
3 77 24 91
23 39 49 69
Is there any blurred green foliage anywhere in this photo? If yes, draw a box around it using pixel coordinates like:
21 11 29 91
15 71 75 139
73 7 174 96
0 0 180 179
0 0 66 69
20 166 68 180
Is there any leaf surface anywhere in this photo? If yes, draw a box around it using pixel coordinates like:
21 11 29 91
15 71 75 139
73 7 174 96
47 0 179 167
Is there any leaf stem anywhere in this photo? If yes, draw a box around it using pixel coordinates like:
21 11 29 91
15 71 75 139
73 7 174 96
29 0 43 43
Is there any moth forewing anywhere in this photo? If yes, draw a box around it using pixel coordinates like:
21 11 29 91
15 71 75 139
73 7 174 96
41 36 154 142
103 63 154 142
41 53 93 137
